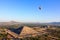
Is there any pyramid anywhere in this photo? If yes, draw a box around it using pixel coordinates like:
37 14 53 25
5 26 38 38
18 26 38 38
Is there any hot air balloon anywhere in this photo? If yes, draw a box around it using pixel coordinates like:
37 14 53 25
38 6 41 10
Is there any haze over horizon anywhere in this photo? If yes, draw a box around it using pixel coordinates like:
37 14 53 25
0 0 60 23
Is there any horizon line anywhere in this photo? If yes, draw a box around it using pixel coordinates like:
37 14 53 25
0 20 60 23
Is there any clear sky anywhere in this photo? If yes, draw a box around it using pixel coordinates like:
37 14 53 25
0 0 60 23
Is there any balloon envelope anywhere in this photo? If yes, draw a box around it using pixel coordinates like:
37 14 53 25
39 7 41 10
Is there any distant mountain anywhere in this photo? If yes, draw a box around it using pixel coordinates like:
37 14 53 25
46 22 60 26
0 21 22 26
49 22 60 24
0 21 60 26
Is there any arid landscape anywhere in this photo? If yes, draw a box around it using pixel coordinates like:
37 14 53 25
0 21 60 40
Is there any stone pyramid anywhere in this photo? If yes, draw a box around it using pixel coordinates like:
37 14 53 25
18 26 38 38
5 26 38 38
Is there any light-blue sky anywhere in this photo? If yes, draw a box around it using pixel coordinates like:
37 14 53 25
0 0 60 23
